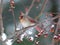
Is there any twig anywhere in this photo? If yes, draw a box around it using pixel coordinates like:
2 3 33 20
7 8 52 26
25 0 35 15
0 0 4 35
6 0 17 43
52 15 60 20
52 15 60 45
0 0 5 45
35 0 48 20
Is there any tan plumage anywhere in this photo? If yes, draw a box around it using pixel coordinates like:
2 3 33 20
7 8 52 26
19 15 35 28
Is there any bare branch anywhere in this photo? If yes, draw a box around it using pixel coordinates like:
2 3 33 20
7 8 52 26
0 0 5 45
55 18 60 34
52 15 60 20
51 16 60 45
25 0 35 15
35 0 48 20
0 0 4 35
5 0 17 44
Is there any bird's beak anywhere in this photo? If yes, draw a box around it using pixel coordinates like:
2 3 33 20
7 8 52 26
19 15 24 19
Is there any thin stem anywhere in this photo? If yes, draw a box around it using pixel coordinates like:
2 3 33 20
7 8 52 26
0 0 5 45
52 15 60 20
35 0 48 20
0 0 4 35
11 9 16 32
52 15 60 45
25 0 35 15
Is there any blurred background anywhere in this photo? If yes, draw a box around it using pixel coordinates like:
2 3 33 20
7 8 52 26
0 0 60 45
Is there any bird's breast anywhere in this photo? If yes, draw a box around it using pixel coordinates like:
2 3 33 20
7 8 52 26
20 18 31 28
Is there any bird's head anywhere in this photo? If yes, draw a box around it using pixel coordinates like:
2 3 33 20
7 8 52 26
19 15 24 19
19 12 25 19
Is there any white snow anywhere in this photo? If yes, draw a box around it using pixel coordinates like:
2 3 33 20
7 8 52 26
16 28 20 30
1 33 13 45
28 31 32 35
54 35 58 38
1 33 7 41
20 33 26 41
29 36 34 41
5 39 13 45
51 25 54 28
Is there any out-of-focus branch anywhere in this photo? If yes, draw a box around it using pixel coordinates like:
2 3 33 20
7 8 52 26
35 0 48 20
0 0 5 45
52 15 60 45
0 0 4 35
52 15 60 20
55 18 60 34
3 0 17 44
25 0 35 15
10 0 16 31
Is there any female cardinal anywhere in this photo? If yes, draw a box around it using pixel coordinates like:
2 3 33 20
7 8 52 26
19 12 43 34
19 12 36 28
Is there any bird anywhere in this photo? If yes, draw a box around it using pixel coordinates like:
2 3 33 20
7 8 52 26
19 12 44 35
19 12 36 28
